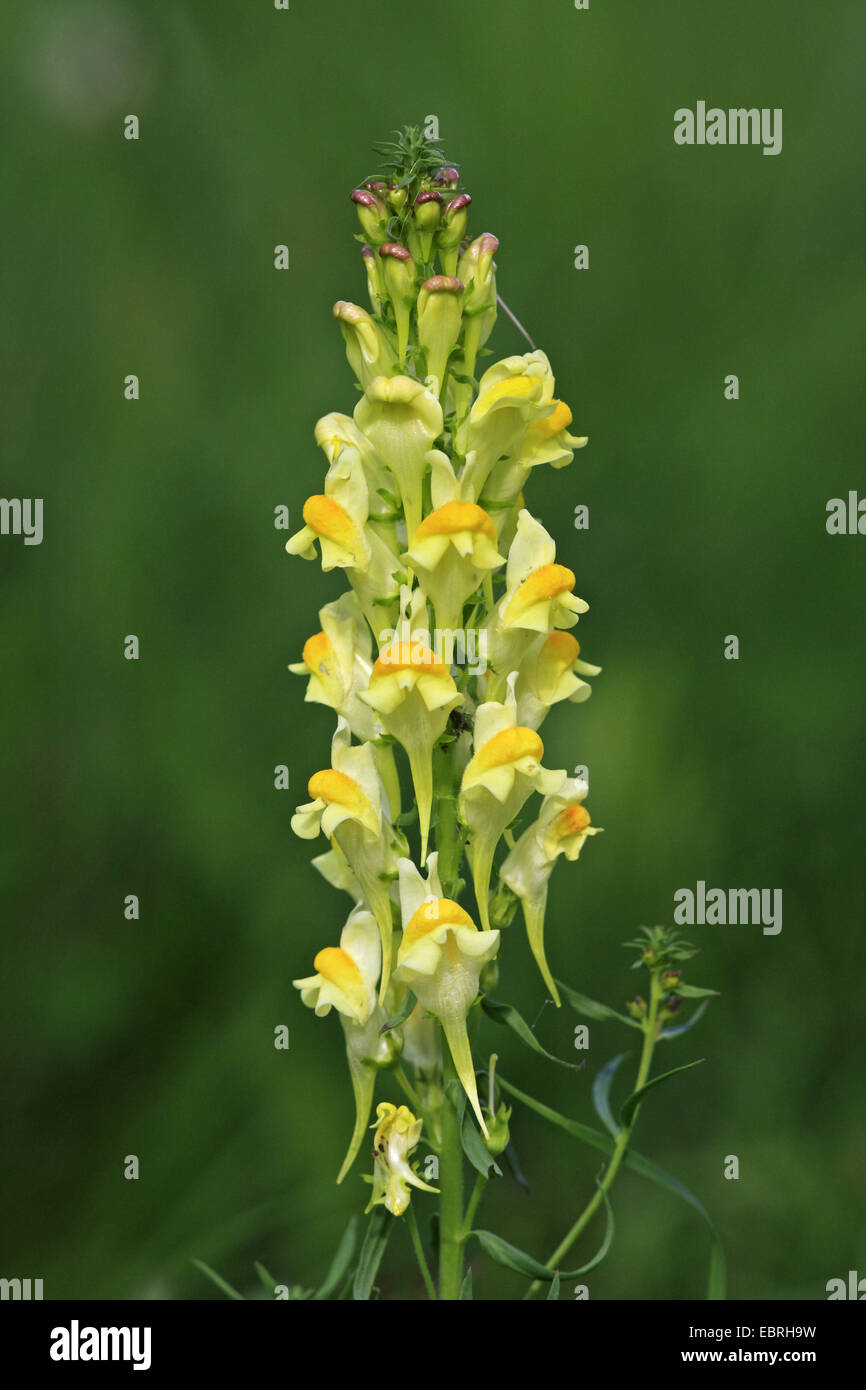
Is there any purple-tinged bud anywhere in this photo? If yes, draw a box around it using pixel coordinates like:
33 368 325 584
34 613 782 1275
410 190 443 264
458 232 498 317
378 244 417 364
413 190 443 229
388 185 408 212
437 193 472 272
417 276 465 393
351 187 389 245
433 166 460 188
332 300 396 389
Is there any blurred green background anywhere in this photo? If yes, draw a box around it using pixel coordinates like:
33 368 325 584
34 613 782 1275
1 0 864 1300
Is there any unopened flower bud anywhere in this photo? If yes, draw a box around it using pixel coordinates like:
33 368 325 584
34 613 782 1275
661 969 682 991
433 166 460 188
388 184 408 213
333 300 397 388
417 274 464 394
437 193 472 274
484 1101 511 1157
360 244 383 314
378 243 417 363
350 188 390 245
458 232 499 318
410 190 443 263
456 233 499 397
627 995 647 1020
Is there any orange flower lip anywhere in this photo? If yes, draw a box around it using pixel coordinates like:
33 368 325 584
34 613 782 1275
302 630 336 675
468 726 544 778
504 563 576 622
529 399 573 440
308 768 371 819
541 631 580 662
553 805 591 838
536 631 580 682
414 501 495 541
302 495 362 553
371 641 450 680
312 946 366 1000
403 898 475 948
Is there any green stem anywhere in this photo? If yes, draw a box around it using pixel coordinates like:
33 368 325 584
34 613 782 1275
460 1174 487 1239
394 1065 438 1145
434 735 463 898
524 970 664 1298
438 1045 465 1300
406 1205 437 1300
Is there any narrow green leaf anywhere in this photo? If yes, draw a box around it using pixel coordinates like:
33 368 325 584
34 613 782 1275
352 1206 392 1301
190 1258 245 1301
481 997 581 1069
547 1272 561 1300
676 984 720 999
623 1150 712 1225
708 1240 728 1300
619 1059 705 1129
571 1184 615 1274
254 1261 278 1297
623 1149 726 1301
445 1079 500 1178
592 1053 629 1137
504 1140 530 1193
658 1000 710 1040
556 980 642 1031
314 1215 359 1300
468 1231 592 1282
498 1076 614 1158
469 1230 556 1280
380 988 416 1035
459 1268 473 1300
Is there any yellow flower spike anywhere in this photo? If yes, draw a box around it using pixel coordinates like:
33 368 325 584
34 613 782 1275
459 678 565 931
285 452 371 572
483 510 591 686
333 300 398 390
292 719 401 1001
404 500 505 632
395 857 500 1136
483 398 588 507
457 351 556 499
355 375 443 542
286 449 401 632
313 412 397 533
514 631 602 730
294 908 398 1182
366 1102 438 1216
289 591 376 729
501 563 583 631
360 638 462 865
500 778 603 1004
